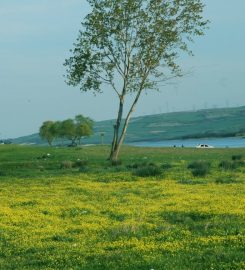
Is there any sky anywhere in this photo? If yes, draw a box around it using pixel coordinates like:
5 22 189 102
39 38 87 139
0 0 245 138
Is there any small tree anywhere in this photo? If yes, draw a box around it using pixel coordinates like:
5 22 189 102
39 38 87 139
65 0 208 162
61 119 77 146
74 115 94 144
39 121 56 146
75 115 94 128
76 122 93 144
39 115 94 146
52 121 65 146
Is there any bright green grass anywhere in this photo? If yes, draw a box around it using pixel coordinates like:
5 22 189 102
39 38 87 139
0 145 244 269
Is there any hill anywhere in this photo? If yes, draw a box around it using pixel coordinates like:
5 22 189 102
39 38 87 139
12 106 245 145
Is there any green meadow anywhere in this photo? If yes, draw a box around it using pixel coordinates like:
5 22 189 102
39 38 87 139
0 145 244 269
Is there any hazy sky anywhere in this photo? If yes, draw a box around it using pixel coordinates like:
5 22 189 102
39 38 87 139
1 0 245 138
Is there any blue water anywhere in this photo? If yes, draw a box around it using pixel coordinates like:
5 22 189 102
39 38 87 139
128 137 245 148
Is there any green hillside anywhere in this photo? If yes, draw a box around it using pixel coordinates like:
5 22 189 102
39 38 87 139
12 106 245 145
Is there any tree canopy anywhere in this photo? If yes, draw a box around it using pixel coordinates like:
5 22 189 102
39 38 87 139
39 121 56 146
39 115 94 146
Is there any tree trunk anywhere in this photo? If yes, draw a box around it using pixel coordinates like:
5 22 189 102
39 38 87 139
109 96 124 159
110 88 143 162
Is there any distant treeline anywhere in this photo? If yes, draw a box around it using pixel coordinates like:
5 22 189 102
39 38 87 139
39 115 94 146
0 140 12 145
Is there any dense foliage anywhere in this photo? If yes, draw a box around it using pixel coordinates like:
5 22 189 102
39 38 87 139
39 115 93 146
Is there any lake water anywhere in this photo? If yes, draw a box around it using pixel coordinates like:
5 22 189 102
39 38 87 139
128 137 245 148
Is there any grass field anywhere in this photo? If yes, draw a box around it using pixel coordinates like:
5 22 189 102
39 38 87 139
0 145 244 269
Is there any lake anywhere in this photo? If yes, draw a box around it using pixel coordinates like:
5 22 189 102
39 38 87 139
129 137 245 148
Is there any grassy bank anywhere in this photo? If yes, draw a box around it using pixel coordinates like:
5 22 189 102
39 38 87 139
0 145 244 269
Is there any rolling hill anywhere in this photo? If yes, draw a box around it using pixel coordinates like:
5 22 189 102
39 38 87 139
12 106 245 145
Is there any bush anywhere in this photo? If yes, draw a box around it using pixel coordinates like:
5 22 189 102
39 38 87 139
79 166 89 173
126 163 140 169
161 163 172 169
73 159 88 168
231 155 243 161
187 161 211 177
127 162 147 169
133 164 162 177
111 160 122 166
219 160 236 170
148 162 157 167
215 175 237 184
127 161 157 170
234 160 245 167
60 160 74 169
187 161 211 170
191 168 209 177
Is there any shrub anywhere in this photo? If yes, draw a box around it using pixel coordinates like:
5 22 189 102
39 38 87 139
148 162 157 166
219 160 244 170
127 161 157 170
187 161 211 177
215 175 237 184
127 162 147 169
161 163 172 169
126 163 139 169
234 160 244 167
111 160 122 166
231 155 243 161
79 166 89 173
133 164 162 177
219 160 236 170
191 168 209 177
60 160 74 169
187 161 210 170
73 159 88 168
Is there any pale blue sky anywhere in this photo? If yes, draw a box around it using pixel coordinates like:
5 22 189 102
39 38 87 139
0 0 245 138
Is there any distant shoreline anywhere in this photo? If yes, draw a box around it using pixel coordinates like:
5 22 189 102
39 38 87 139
128 137 245 148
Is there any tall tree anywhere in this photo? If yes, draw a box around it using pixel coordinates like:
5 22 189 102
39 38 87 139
64 0 208 161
